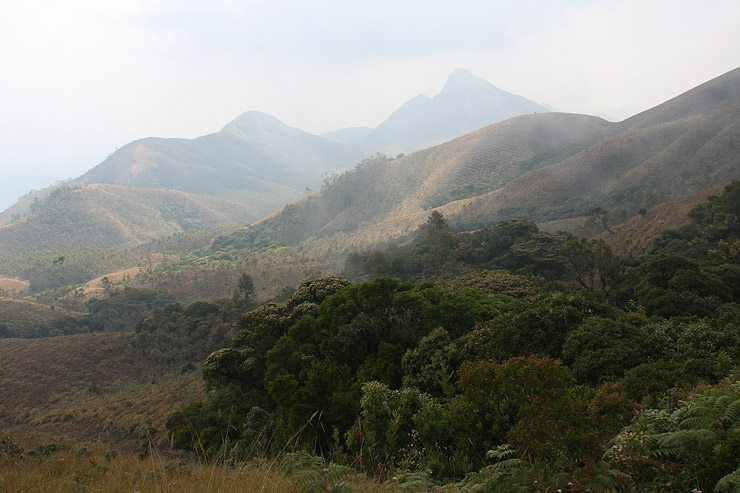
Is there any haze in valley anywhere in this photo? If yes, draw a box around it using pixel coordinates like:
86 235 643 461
1 0 739 210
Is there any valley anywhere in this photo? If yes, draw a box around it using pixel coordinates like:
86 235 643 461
1 65 738 492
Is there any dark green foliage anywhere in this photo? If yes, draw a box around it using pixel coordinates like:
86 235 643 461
563 317 650 384
15 288 174 338
652 180 739 260
346 216 581 282
166 385 272 457
132 298 233 368
0 324 14 338
635 254 732 316
480 290 616 361
401 327 457 396
606 383 740 492
85 288 174 332
164 183 740 490
21 254 94 292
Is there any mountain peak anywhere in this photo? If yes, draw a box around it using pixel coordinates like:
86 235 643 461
222 111 285 133
440 68 493 94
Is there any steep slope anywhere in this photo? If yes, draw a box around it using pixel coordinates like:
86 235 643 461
455 67 740 231
0 183 289 254
216 112 610 247
0 113 363 253
361 69 549 154
78 111 358 193
216 67 739 255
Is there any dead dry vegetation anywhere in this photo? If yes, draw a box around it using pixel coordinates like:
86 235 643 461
0 434 392 493
0 333 203 442
0 298 83 336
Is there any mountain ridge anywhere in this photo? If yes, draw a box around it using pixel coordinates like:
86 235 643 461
209 67 739 257
0 69 555 253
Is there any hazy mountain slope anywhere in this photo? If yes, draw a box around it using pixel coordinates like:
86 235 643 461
220 112 610 248
78 111 358 193
0 183 294 254
361 69 549 154
0 113 362 253
218 67 739 255
455 67 740 229
321 126 374 145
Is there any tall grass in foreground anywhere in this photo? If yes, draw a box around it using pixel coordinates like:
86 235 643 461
0 435 393 493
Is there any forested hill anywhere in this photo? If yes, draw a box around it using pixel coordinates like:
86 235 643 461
210 66 740 256
164 182 739 492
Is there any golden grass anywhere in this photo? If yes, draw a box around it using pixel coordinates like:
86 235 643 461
0 333 204 442
0 277 29 293
82 266 146 299
0 434 391 493
40 373 205 437
0 439 293 493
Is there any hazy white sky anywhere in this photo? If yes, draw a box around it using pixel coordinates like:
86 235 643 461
0 0 738 194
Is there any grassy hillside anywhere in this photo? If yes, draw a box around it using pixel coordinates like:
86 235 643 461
210 67 739 257
78 112 359 194
0 183 293 255
0 298 83 337
0 332 204 438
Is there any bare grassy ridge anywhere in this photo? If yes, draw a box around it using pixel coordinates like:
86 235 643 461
0 184 291 255
0 277 29 293
237 67 740 258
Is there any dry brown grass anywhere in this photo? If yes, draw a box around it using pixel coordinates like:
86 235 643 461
0 297 83 336
596 188 720 256
0 277 29 293
38 373 205 437
0 434 391 493
82 266 146 299
0 333 204 442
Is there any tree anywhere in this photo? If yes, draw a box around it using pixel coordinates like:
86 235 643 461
563 317 648 384
232 273 255 313
0 324 13 338
415 211 458 274
561 238 623 296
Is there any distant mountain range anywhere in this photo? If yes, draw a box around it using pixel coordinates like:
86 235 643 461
351 68 549 155
320 69 548 151
211 67 740 256
0 69 549 253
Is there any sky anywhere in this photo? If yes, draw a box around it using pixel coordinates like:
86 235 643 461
0 0 739 209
